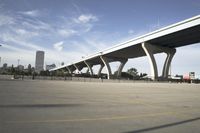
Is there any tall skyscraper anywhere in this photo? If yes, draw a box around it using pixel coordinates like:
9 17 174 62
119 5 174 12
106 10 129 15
35 51 44 73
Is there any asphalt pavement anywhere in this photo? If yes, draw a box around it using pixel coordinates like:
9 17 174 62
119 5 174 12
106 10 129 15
0 80 200 133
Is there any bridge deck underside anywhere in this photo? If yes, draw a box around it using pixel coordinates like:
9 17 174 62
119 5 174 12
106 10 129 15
149 25 200 48
104 25 200 59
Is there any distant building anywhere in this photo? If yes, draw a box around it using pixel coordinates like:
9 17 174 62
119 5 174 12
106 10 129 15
183 72 196 80
28 64 31 71
35 51 45 73
189 72 195 79
18 65 24 71
46 64 56 71
2 63 7 69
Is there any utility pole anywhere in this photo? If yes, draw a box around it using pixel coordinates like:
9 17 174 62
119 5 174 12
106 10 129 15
169 63 172 78
17 59 20 72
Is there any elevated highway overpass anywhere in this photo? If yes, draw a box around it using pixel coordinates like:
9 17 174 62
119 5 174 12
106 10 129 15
50 15 200 80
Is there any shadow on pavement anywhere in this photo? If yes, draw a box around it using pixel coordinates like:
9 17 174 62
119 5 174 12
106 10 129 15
0 103 82 108
124 117 200 133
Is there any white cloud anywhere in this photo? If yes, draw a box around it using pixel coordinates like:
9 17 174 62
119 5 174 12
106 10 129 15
53 41 64 51
58 14 99 35
19 10 40 17
58 29 77 37
74 14 98 23
21 20 51 31
16 29 27 35
128 30 134 34
84 39 108 52
1 32 44 50
15 29 38 38
0 14 15 26
1 43 30 53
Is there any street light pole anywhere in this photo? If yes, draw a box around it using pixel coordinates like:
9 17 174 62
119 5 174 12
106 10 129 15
17 59 20 66
0 45 2 67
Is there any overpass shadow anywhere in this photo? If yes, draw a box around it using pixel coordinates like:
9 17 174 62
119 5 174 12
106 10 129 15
0 103 82 108
124 117 200 133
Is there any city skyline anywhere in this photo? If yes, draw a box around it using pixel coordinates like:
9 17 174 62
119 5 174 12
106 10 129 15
0 0 200 76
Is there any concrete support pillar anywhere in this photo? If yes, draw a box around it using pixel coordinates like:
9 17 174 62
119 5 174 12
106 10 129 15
73 64 81 74
97 64 104 77
142 43 158 80
86 68 89 74
84 61 93 75
117 59 128 79
142 42 176 80
100 56 112 79
162 48 176 79
66 66 72 74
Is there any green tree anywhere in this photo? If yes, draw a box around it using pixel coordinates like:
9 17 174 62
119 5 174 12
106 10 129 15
40 70 50 76
127 68 138 77
28 64 32 75
139 73 147 78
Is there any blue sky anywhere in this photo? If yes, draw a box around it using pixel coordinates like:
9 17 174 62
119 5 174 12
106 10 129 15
0 0 200 76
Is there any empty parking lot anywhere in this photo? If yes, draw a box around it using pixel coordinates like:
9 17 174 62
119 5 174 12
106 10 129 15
0 80 200 133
